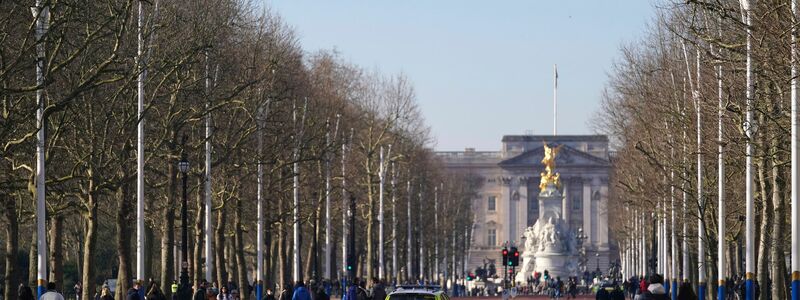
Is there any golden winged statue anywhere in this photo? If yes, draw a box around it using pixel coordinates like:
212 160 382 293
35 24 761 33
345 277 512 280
539 142 563 190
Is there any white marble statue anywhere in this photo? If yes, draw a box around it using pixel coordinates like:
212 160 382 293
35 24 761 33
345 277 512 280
515 182 579 282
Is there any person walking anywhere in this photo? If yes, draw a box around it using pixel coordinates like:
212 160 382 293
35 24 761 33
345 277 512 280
262 289 276 300
636 274 667 300
357 280 368 300
278 284 291 300
217 286 231 300
75 282 83 300
100 287 114 300
19 285 35 300
314 284 329 300
638 277 648 297
676 282 697 300
566 278 577 299
595 287 610 300
192 281 207 300
41 282 66 300
609 286 624 300
170 282 178 300
369 279 386 300
128 282 143 300
291 282 311 300
146 282 166 300
345 281 358 300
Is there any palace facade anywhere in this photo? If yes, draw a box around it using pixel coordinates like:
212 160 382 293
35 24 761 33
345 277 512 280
436 135 614 274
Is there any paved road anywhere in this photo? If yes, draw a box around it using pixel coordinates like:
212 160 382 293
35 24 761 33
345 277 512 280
451 296 599 300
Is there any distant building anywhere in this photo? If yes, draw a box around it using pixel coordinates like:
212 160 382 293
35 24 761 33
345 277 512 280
436 135 613 275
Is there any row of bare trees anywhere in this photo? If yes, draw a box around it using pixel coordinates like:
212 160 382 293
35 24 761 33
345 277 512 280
0 1 477 300
595 0 799 299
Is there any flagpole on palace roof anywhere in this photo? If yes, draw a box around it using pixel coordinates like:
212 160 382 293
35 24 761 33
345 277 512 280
553 64 558 136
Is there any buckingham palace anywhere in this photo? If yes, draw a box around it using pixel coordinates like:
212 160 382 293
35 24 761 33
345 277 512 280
436 135 614 274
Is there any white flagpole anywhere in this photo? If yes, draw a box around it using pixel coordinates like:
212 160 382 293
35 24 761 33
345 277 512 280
553 64 558 135
681 75 690 284
792 0 800 299
641 215 646 277
324 123 331 281
378 146 387 281
31 1 49 297
407 181 413 282
715 35 727 300
136 0 146 290
663 209 667 276
741 1 756 299
256 101 267 300
434 185 439 283
341 153 346 279
325 115 339 281
292 100 307 283
671 136 678 298
419 188 425 281
693 49 707 299
391 162 398 283
204 51 214 284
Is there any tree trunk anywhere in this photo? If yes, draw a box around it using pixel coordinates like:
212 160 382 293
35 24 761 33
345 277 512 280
234 197 248 300
769 155 786 300
226 241 236 285
3 193 19 300
269 238 278 289
278 194 287 288
82 189 98 300
116 178 132 300
215 206 227 286
162 163 177 289
755 154 772 292
304 195 321 281
29 227 36 286
194 176 204 286
366 159 374 282
49 215 64 292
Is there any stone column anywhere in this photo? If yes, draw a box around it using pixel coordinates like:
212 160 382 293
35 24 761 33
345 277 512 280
517 177 528 236
598 184 610 251
562 181 570 226
503 176 514 245
583 181 593 249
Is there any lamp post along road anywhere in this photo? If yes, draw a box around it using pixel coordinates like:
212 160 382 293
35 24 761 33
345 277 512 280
178 155 190 300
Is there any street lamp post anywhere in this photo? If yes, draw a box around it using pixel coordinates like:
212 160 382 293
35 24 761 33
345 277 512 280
596 253 600 274
576 228 587 273
178 154 190 300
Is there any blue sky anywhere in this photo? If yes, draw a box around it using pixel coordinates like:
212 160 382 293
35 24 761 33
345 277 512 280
266 1 658 151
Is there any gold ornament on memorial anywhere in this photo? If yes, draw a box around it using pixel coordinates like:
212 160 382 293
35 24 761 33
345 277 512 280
539 142 563 191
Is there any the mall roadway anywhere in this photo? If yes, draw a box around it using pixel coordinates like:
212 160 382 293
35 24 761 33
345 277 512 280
451 296 599 300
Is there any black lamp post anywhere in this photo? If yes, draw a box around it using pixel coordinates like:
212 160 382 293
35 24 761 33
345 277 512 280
595 253 600 273
178 153 190 300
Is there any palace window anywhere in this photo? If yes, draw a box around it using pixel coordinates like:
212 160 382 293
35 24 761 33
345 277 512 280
488 196 496 211
572 195 581 211
488 229 496 246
